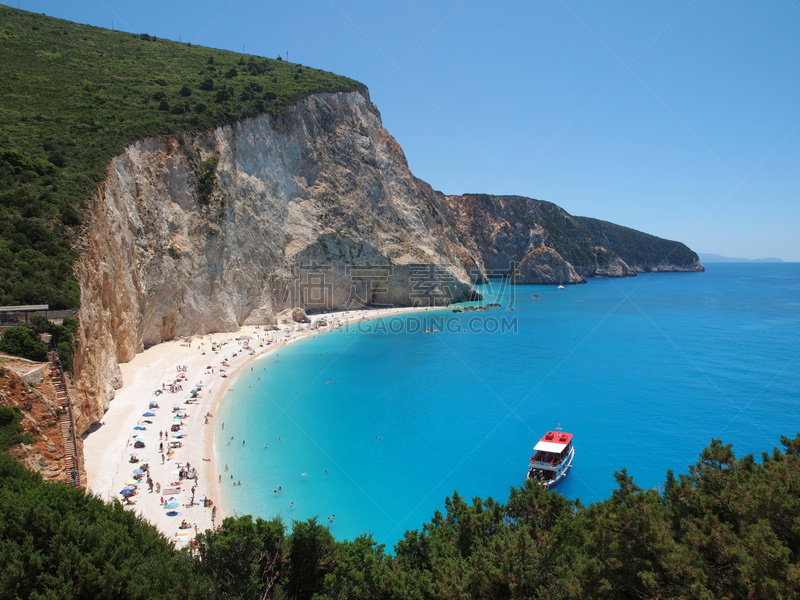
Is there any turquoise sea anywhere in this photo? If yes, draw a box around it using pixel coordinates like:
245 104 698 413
218 263 800 547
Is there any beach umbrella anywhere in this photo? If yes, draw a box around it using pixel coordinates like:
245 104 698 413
124 479 138 485
143 412 156 417
132 468 145 475
133 426 145 430
166 510 180 517
167 501 180 509
134 436 145 441
120 489 135 496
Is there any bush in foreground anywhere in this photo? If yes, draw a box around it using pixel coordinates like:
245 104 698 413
1 435 799 598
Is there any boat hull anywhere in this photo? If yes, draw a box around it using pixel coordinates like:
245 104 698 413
528 446 575 489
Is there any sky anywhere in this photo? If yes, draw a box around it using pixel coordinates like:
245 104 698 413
6 1 800 260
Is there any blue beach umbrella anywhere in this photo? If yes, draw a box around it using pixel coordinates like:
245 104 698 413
143 412 156 417
134 436 146 442
133 426 145 430
167 501 180 509
132 468 145 475
166 511 181 517
120 489 134 495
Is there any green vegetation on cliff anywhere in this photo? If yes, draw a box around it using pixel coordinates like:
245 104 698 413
0 6 365 309
577 215 700 269
1 434 799 599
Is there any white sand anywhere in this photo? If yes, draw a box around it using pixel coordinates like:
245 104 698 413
83 306 431 547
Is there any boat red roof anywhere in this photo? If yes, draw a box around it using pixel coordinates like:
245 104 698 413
539 430 572 446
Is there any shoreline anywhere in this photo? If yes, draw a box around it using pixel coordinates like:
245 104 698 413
83 305 434 546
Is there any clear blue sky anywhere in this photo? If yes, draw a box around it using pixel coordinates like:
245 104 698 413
8 1 800 260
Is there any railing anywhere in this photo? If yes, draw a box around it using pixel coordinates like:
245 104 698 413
530 454 562 468
48 351 81 487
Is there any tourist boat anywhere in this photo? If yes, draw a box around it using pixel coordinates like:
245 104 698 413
527 426 575 488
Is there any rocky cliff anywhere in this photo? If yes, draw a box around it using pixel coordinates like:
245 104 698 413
72 91 481 430
71 90 702 433
429 194 703 283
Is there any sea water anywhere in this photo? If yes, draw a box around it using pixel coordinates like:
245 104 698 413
218 263 800 547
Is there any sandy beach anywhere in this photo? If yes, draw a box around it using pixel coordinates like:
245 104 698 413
83 305 429 547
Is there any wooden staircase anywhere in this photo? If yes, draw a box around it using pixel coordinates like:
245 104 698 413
49 352 81 486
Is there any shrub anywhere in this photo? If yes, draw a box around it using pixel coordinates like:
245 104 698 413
194 103 207 114
61 316 78 333
0 327 49 362
179 85 192 97
57 340 74 371
0 406 35 450
214 89 230 103
158 99 169 111
194 154 219 204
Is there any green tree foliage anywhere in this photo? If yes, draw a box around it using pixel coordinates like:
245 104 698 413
0 326 48 361
0 6 365 310
29 314 76 371
284 517 335 600
2 435 800 598
194 514 285 599
0 406 35 451
0 452 213 599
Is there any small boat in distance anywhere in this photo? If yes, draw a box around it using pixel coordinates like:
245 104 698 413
527 425 575 488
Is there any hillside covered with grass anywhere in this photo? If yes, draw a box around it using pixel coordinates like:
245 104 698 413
0 6 365 310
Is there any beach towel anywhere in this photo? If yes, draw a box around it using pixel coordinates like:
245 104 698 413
163 487 181 495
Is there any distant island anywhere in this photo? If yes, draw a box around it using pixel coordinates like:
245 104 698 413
698 253 784 263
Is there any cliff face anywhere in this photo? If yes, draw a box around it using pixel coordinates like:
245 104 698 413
72 91 702 433
576 216 704 273
72 91 480 430
430 194 636 284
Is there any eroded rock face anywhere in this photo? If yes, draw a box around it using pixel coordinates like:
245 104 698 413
73 91 480 432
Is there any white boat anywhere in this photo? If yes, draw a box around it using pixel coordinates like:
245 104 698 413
557 285 565 290
526 426 575 488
